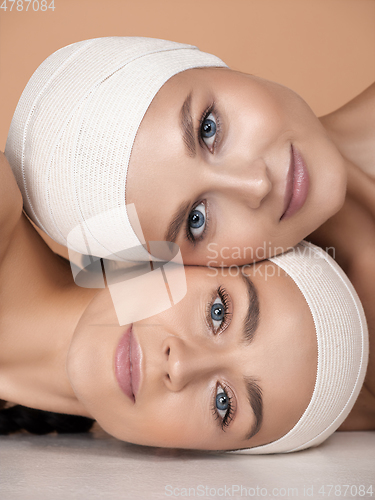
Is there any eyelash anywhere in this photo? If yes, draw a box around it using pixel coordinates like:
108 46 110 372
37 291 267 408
211 383 235 430
198 102 222 153
206 285 232 335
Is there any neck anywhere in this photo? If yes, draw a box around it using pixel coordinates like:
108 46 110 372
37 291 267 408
0 215 97 416
318 82 375 177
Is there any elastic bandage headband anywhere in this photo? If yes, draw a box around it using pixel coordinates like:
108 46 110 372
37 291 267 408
235 241 368 454
5 37 227 261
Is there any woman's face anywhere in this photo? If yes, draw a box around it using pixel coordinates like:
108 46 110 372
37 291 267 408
67 263 317 451
126 67 346 266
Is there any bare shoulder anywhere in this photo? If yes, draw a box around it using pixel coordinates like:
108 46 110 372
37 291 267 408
0 151 23 263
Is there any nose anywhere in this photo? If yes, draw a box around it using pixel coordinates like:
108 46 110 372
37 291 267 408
210 158 272 209
162 336 219 392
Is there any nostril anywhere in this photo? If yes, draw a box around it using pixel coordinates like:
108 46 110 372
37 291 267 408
166 347 170 357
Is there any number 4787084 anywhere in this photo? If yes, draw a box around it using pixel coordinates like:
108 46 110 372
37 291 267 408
0 0 55 11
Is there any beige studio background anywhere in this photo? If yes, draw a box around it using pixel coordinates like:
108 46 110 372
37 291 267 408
0 0 374 255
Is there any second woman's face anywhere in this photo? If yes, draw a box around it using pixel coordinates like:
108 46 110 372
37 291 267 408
127 67 346 266
66 263 317 451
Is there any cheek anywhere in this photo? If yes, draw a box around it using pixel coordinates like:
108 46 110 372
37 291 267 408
105 392 206 448
244 82 291 132
260 81 311 127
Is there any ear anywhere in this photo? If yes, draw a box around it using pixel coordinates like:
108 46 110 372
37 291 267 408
0 151 23 263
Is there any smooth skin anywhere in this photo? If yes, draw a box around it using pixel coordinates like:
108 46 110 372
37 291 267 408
127 68 347 266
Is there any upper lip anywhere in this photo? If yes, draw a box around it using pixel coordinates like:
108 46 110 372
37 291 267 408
280 143 309 220
281 144 295 219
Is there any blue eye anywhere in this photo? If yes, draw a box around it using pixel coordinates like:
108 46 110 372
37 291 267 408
214 384 234 428
201 114 216 137
210 297 225 333
208 287 232 335
189 210 204 228
188 203 206 240
211 302 225 322
200 112 217 150
216 391 229 411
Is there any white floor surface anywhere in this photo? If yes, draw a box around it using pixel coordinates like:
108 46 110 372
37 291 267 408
0 430 374 499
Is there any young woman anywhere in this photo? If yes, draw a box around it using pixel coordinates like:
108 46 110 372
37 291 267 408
4 36 350 265
0 150 370 453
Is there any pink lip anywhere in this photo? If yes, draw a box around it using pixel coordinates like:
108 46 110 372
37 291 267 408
115 326 142 403
280 144 310 220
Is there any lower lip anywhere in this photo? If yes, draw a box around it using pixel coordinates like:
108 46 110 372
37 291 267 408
281 145 310 220
114 326 141 403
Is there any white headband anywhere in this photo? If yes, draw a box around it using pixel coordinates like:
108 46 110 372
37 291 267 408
236 241 368 454
5 37 227 261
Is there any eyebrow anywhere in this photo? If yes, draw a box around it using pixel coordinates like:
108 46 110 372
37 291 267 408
241 273 260 345
240 273 263 440
180 92 196 158
164 200 191 243
244 377 263 440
